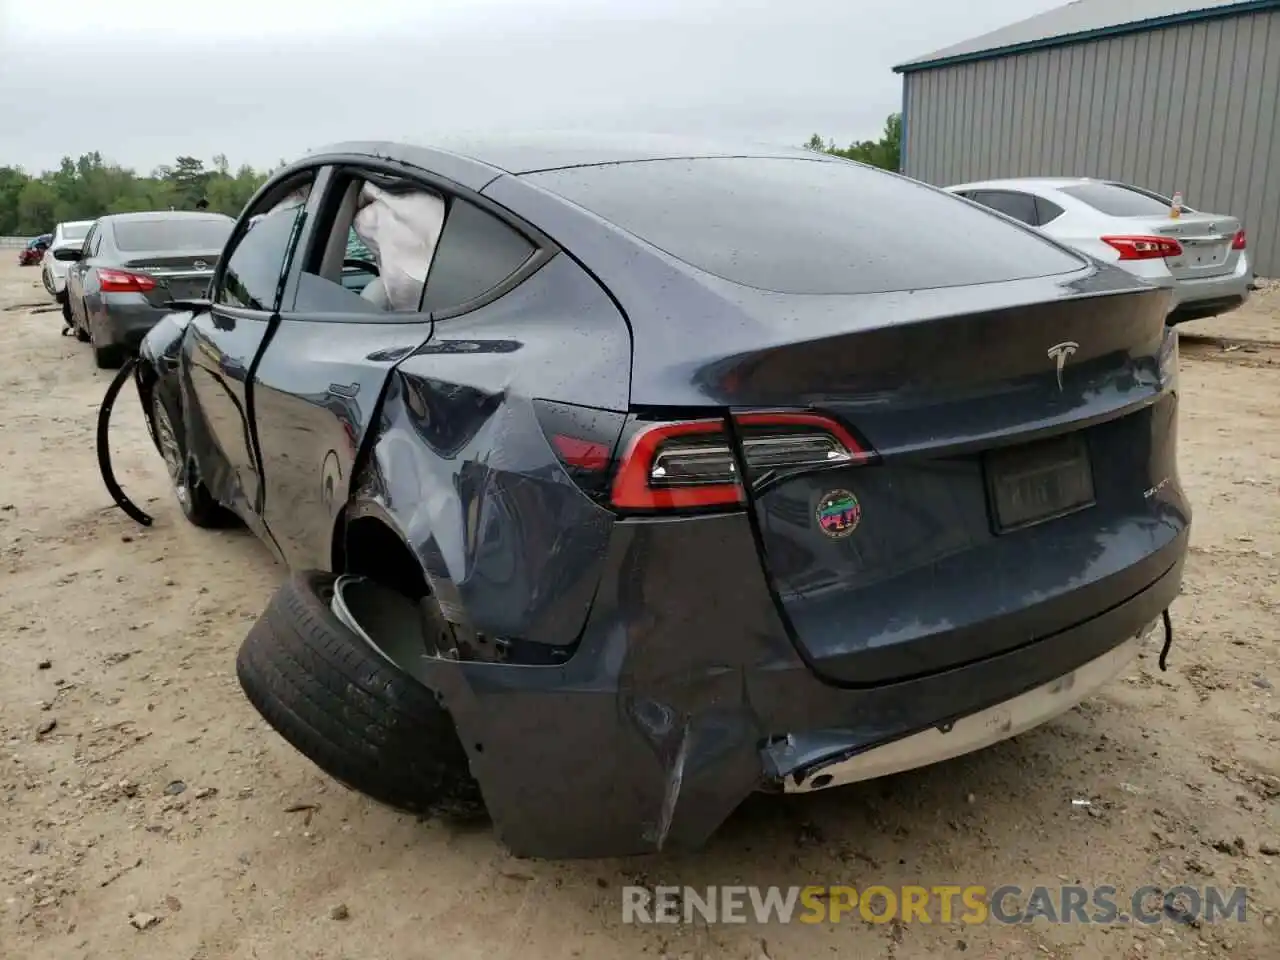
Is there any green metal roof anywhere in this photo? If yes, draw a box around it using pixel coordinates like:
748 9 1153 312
895 0 1280 73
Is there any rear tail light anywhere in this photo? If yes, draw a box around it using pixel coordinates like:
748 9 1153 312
1231 229 1246 250
612 420 742 510
1101 235 1183 260
98 268 156 293
539 408 874 515
534 401 875 513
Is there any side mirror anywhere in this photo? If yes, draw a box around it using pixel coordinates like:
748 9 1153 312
53 246 83 262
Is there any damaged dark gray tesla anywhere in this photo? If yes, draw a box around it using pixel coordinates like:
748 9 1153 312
120 135 1189 859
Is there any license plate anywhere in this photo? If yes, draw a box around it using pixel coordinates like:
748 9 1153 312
1185 240 1228 267
984 433 1095 533
166 279 207 300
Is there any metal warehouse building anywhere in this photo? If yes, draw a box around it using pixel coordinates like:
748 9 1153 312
895 0 1280 276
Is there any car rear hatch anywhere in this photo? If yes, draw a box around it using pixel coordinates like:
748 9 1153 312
1147 212 1243 281
519 156 1189 687
120 251 220 304
720 282 1182 686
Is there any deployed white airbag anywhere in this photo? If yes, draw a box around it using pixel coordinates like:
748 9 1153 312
352 182 445 311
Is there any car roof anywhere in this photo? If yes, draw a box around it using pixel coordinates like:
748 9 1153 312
303 133 839 188
99 210 233 223
946 176 1107 193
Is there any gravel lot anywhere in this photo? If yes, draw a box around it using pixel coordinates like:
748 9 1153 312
1 257 1277 959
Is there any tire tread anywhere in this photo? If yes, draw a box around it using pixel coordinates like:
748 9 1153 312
236 571 483 817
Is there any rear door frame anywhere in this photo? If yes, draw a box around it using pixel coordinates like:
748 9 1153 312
247 154 559 569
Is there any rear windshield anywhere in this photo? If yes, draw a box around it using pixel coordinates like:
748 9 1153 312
61 223 91 241
112 217 233 252
525 157 1083 295
1058 182 1179 217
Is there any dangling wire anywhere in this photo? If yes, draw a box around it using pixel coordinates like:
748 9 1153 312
1157 608 1174 672
96 357 154 527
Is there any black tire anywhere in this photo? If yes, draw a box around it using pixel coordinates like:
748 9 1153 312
93 341 126 369
148 391 235 528
236 571 484 818
72 296 90 341
61 295 73 326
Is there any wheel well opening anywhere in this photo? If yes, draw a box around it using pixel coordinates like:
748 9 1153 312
341 515 429 601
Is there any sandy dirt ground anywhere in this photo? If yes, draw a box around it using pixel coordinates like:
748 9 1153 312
1 257 1277 960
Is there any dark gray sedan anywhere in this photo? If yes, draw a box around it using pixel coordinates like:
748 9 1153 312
60 211 234 368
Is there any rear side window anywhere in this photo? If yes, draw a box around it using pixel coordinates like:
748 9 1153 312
113 217 233 252
1035 196 1065 225
972 190 1039 226
526 158 1083 295
1058 182 1176 217
421 199 536 314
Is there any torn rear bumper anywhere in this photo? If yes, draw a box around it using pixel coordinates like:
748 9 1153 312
780 620 1157 793
396 513 1185 860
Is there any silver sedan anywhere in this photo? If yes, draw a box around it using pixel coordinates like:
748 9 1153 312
945 177 1251 325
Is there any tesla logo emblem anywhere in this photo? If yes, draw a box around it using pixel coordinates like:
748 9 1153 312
1047 341 1079 391
193 260 208 270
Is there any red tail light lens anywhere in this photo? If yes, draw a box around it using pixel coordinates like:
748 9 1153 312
98 268 156 293
534 400 875 514
611 420 741 510
610 412 874 511
1101 235 1183 260
1231 229 1246 251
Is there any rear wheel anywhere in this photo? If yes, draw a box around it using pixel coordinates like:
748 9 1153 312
235 571 484 818
93 342 125 369
72 296 90 341
149 392 234 528
61 294 72 327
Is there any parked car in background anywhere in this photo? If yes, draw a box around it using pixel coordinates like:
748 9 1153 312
57 210 234 368
130 137 1187 860
945 178 1250 325
18 234 52 266
41 219 96 323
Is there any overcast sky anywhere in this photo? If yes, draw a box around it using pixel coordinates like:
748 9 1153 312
0 0 1062 175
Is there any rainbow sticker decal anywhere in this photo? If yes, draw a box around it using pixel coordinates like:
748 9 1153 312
815 489 861 539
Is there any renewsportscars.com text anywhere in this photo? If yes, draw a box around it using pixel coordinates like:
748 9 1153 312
621 884 1249 926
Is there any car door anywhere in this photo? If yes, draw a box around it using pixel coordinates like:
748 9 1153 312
181 167 326 541
249 165 456 569
250 162 563 571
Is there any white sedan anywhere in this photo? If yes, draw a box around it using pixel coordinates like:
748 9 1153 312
944 177 1251 325
40 219 96 323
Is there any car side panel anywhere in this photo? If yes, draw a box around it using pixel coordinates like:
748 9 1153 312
252 316 435 570
348 252 631 650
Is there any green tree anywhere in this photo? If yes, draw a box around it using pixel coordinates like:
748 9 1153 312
0 152 270 234
16 180 59 233
805 112 902 172
167 156 211 206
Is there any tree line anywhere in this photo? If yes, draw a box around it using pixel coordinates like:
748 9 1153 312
805 112 902 171
0 153 274 237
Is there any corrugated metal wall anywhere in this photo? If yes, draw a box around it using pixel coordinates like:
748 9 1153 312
902 9 1280 276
